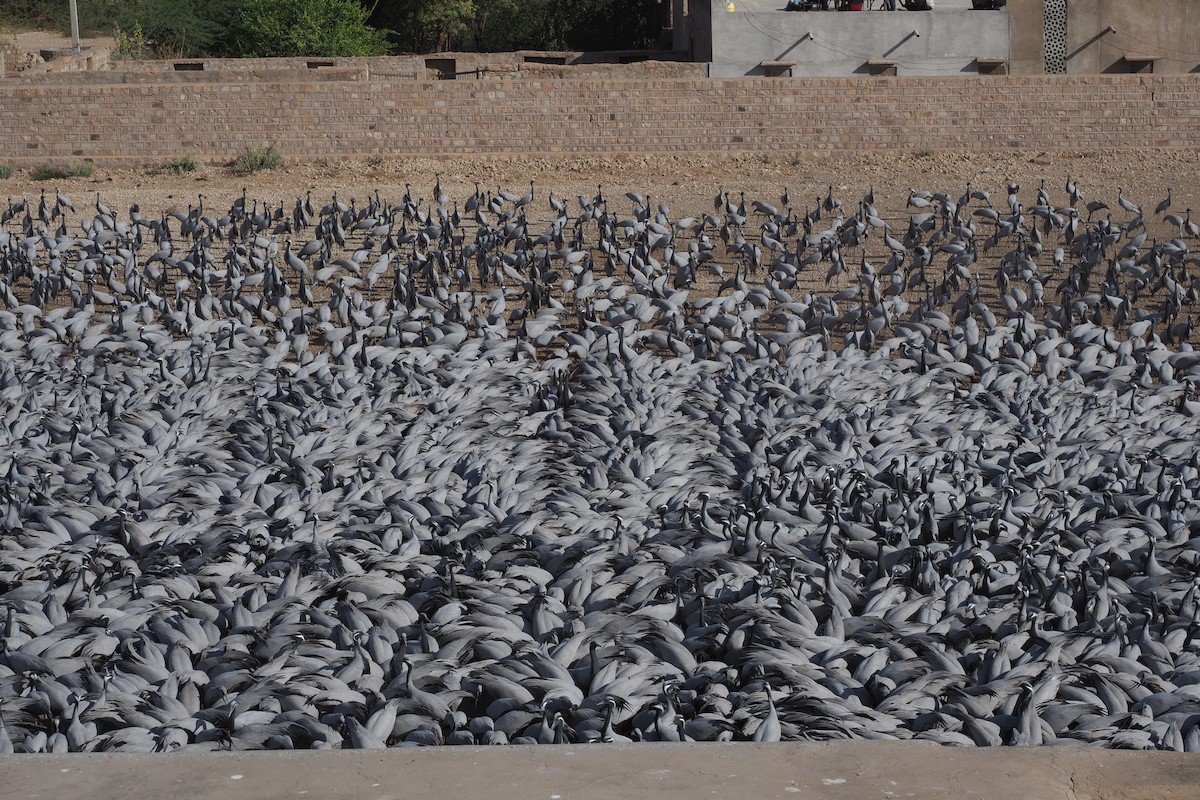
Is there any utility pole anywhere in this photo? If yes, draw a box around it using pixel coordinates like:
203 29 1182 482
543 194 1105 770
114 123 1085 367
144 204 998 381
69 0 80 54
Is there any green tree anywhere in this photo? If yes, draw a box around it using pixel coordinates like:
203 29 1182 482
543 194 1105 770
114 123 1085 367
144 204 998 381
417 0 475 52
5 0 663 57
562 0 664 51
370 0 663 54
230 0 391 57
469 0 522 52
370 0 466 53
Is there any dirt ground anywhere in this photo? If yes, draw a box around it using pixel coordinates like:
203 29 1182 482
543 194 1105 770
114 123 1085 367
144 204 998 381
3 148 1195 230
0 25 1193 225
1 31 1198 333
3 148 1198 337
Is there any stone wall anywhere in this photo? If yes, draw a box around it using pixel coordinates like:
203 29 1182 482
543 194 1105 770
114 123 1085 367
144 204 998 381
12 53 702 86
0 35 16 76
1 73 1198 168
43 46 109 74
8 46 110 77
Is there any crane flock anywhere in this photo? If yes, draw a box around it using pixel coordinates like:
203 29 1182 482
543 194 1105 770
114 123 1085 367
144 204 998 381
2 173 1200 752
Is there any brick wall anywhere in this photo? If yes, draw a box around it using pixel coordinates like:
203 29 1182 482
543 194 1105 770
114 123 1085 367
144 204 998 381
1 74 1198 168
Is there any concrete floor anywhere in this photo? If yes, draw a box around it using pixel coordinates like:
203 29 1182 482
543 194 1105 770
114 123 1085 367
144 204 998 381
7 742 1200 800
737 0 977 12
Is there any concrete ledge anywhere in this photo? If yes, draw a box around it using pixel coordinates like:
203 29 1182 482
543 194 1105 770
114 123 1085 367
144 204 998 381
977 57 1009 74
759 60 796 76
7 742 1200 800
1123 53 1160 74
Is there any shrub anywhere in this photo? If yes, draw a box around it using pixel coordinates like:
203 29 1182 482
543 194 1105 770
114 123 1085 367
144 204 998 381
1 1 70 31
160 155 199 175
112 22 151 60
0 165 13 180
117 0 224 58
30 163 94 181
232 0 391 57
230 144 283 176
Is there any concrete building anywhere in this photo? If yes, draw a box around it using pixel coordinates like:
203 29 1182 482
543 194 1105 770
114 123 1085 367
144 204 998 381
1008 0 1200 75
678 0 1200 77
695 0 1010 77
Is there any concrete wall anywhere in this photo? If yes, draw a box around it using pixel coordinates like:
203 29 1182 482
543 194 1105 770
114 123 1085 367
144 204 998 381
709 4 1010 77
1065 0 1200 75
10 60 703 87
104 54 421 81
2 74 1199 168
1007 0 1200 75
7 51 701 86
1006 0 1045 75
96 52 587 81
9 64 375 86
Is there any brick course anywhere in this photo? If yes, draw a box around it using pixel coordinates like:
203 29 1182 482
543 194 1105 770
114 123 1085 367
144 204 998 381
0 74 1196 168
